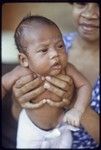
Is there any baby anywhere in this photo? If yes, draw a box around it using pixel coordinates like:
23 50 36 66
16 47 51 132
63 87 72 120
2 15 92 148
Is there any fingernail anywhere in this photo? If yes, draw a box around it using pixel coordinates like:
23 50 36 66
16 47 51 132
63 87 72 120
46 99 50 102
43 99 47 103
45 76 51 81
44 82 50 89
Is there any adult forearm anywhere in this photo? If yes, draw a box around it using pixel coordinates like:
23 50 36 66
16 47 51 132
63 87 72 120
2 85 7 99
81 106 99 144
2 75 9 99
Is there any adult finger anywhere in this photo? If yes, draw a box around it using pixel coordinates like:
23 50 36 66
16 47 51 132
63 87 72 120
45 75 74 96
46 98 70 108
18 85 45 103
62 98 71 106
21 99 46 109
16 77 43 96
15 73 35 88
45 76 68 90
63 85 74 100
46 99 65 107
44 81 65 97
56 74 73 85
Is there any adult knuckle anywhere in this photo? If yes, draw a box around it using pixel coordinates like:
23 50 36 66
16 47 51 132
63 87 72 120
16 79 23 86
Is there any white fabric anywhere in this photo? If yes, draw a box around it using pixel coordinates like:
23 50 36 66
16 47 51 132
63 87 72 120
17 109 78 148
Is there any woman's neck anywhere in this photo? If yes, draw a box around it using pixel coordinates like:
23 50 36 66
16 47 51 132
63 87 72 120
69 32 99 86
74 33 99 52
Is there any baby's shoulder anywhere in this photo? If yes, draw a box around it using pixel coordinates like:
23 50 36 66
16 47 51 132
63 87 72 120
66 62 76 72
66 62 80 77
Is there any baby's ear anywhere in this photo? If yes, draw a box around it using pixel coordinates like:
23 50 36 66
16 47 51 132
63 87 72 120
18 53 28 67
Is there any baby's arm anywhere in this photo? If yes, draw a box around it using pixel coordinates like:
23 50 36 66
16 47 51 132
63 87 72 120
64 63 92 126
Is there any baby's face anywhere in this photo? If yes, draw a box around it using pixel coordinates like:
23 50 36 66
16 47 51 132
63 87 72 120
23 25 67 76
73 3 99 41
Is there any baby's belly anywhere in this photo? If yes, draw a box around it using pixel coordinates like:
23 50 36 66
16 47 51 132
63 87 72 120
26 90 64 130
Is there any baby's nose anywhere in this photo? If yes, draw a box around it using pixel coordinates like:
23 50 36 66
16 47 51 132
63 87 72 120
49 49 58 59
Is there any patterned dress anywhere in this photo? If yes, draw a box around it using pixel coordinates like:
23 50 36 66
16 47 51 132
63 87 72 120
63 32 100 149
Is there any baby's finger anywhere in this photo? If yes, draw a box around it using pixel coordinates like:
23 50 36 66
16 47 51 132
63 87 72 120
63 114 72 124
74 120 80 127
67 118 71 125
63 115 67 122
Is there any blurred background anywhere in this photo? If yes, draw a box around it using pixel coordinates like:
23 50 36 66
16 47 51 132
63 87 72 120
2 3 75 63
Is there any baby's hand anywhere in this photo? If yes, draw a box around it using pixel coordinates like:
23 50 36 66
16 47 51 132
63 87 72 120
63 107 83 127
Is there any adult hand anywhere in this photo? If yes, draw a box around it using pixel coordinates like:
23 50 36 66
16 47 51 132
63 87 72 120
2 65 34 99
12 73 74 109
12 74 46 109
44 74 74 108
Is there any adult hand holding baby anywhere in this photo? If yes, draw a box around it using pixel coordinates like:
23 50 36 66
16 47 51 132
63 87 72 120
12 73 74 109
44 74 74 107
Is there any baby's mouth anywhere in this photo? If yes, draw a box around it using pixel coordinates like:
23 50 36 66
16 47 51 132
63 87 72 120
51 61 62 70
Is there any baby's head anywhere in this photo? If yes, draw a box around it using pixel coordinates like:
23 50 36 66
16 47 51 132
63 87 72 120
14 15 67 76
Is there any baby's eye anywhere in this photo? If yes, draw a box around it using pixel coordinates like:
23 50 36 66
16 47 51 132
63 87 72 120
41 49 48 53
57 44 64 49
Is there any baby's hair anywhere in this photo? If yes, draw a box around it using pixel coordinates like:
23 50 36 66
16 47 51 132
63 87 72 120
14 14 60 54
